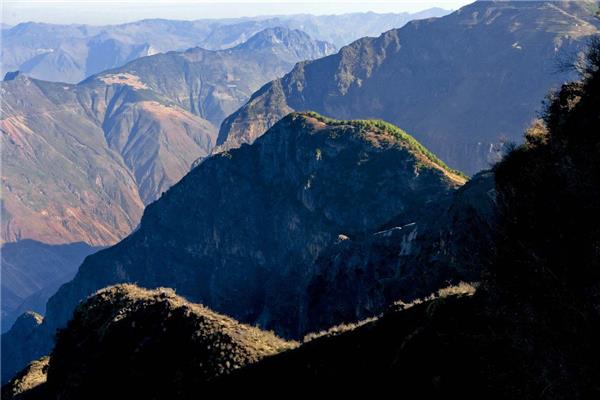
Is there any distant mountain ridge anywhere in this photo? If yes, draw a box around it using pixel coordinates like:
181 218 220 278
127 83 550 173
1 9 450 83
218 0 600 174
86 27 335 127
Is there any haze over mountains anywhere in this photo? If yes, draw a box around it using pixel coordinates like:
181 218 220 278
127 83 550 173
1 8 449 84
0 27 333 330
219 0 600 174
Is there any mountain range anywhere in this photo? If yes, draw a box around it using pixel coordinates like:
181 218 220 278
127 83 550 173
1 9 449 84
0 27 333 330
4 36 600 397
2 1 600 396
218 0 600 174
5 2 595 331
1 112 496 383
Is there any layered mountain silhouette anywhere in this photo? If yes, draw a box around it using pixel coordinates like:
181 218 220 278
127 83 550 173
218 0 600 174
5 36 599 399
1 112 496 383
1 9 449 83
0 27 332 330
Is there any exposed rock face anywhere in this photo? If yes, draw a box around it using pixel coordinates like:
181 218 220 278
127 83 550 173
303 171 496 331
2 113 495 382
218 0 600 174
2 285 294 399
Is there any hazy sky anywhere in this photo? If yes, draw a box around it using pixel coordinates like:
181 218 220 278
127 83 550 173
1 0 473 26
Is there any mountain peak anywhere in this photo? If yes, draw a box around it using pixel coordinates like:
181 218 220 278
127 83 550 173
290 112 467 184
235 27 336 57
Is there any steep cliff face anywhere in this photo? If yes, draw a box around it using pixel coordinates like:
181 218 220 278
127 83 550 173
218 0 600 174
2 113 496 382
303 171 496 332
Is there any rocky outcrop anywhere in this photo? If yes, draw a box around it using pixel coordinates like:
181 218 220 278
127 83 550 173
218 0 600 174
1 312 50 386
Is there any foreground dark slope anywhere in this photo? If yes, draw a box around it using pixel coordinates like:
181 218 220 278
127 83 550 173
2 113 496 382
213 41 600 397
2 285 294 400
219 0 600 174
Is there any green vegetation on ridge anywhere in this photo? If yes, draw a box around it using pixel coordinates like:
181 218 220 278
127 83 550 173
300 111 468 180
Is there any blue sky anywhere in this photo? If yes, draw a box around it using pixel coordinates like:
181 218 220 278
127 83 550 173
2 1 473 26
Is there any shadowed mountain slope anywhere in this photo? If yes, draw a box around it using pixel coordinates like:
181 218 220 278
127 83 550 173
212 38 600 397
